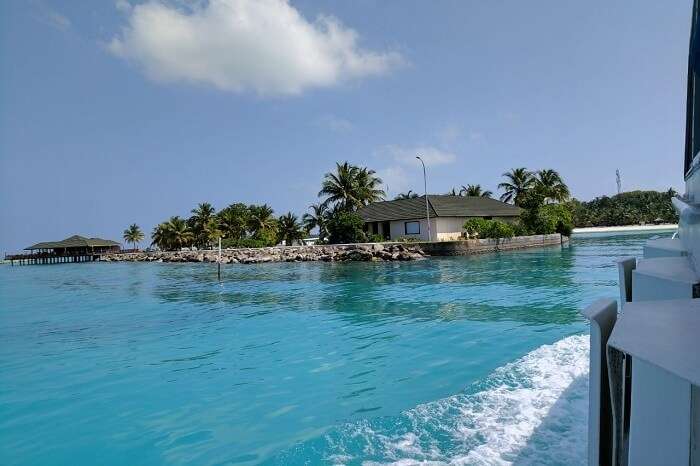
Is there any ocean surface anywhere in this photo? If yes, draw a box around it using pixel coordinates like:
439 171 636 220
0 232 662 465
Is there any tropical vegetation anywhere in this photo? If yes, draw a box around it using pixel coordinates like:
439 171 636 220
148 203 282 251
122 224 144 250
463 218 515 239
498 168 535 206
302 203 329 243
133 159 676 251
277 213 305 247
460 184 493 198
326 210 367 244
567 190 678 227
313 161 385 244
318 162 385 211
394 190 419 200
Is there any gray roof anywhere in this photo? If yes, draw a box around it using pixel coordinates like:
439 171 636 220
26 235 120 250
358 195 522 222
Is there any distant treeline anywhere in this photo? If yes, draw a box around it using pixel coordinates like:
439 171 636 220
567 189 679 227
122 162 679 250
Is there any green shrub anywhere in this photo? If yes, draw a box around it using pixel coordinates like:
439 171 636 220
326 211 367 244
539 204 574 236
367 234 385 243
512 222 530 237
485 221 515 239
222 237 271 249
397 236 421 242
463 218 515 239
520 202 574 236
463 218 491 237
252 229 279 247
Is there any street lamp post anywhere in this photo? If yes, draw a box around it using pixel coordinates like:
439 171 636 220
416 156 432 242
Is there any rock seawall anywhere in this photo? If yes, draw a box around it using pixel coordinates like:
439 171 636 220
100 234 565 265
100 243 427 264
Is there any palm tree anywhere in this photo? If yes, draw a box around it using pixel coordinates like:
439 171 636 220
191 202 215 222
318 162 385 211
202 218 223 247
151 222 170 250
189 202 216 248
319 162 360 211
248 204 277 239
394 190 419 200
217 203 249 241
165 216 194 250
460 184 493 198
123 224 144 251
354 167 385 206
278 212 305 246
446 187 459 196
498 168 535 206
535 169 570 203
302 203 329 242
151 216 193 251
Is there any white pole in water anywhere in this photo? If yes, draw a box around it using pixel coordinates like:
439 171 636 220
217 236 222 280
416 155 432 242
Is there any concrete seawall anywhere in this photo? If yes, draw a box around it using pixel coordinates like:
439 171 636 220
419 233 565 256
101 234 565 265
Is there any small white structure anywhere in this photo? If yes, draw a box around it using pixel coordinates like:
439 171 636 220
358 195 522 242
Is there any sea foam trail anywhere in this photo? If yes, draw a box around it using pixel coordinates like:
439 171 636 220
305 335 590 466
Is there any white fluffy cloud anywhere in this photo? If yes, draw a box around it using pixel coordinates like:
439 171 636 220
375 145 457 196
380 145 457 167
109 0 402 95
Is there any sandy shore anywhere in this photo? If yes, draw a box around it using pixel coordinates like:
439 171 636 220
572 224 677 235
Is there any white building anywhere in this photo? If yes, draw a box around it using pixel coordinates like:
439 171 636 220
357 195 522 241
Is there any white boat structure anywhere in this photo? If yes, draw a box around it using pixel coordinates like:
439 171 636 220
581 2 700 464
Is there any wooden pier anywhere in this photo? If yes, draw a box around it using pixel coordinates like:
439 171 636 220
6 235 121 266
5 252 101 266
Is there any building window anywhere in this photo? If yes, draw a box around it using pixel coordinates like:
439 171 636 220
405 221 420 235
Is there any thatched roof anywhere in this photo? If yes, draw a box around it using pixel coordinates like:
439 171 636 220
26 235 120 250
358 195 522 223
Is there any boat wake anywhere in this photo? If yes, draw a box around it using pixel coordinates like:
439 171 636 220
273 335 590 465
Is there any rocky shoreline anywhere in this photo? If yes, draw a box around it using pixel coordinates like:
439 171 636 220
100 234 565 265
100 242 427 264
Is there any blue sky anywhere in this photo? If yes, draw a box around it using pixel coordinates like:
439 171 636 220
0 0 692 251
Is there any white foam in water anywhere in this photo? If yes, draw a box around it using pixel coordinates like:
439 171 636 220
354 335 590 466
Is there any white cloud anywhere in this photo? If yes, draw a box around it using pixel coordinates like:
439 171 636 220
109 0 402 95
380 145 457 167
376 165 410 196
115 0 132 13
316 114 353 132
32 0 71 31
374 145 457 198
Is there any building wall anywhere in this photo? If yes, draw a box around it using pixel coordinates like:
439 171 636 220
388 218 438 241
385 216 518 241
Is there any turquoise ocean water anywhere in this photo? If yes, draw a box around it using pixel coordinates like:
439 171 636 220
0 233 662 465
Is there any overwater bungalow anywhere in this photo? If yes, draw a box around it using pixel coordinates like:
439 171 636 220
6 235 121 265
